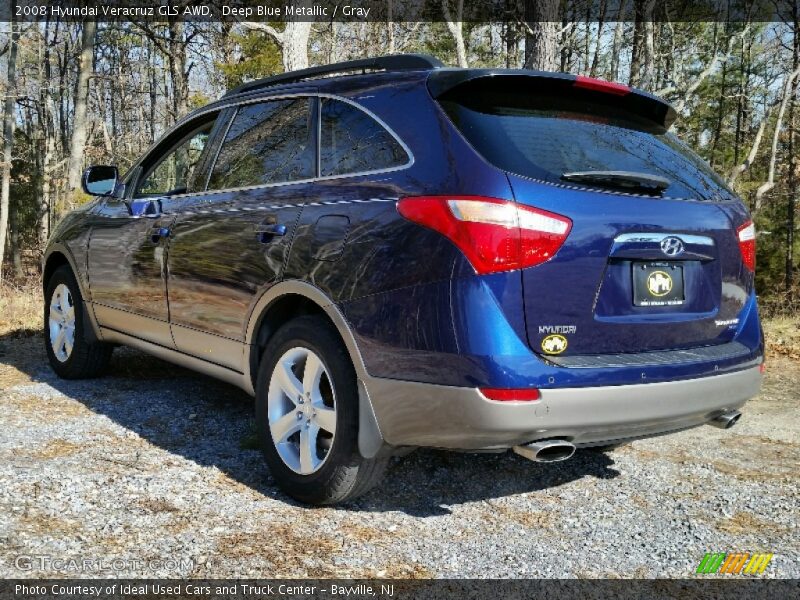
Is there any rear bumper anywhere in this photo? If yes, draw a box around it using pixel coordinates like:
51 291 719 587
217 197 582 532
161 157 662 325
365 365 762 450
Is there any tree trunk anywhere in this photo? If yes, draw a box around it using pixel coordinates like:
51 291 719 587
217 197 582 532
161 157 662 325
148 38 157 143
609 1 627 81
9 203 23 279
443 0 468 67
282 22 312 71
386 0 395 54
710 55 728 168
241 21 312 73
39 18 57 249
165 20 190 123
787 12 798 290
589 0 607 77
524 0 560 71
629 0 655 88
0 15 19 282
66 19 96 205
504 18 519 68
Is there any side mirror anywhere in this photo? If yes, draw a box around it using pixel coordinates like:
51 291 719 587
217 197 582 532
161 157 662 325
82 165 118 197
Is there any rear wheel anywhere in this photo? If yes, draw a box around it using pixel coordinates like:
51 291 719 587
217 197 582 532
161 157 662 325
44 266 113 379
255 315 387 505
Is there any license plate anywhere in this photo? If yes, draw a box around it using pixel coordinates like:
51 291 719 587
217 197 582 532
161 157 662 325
632 262 685 306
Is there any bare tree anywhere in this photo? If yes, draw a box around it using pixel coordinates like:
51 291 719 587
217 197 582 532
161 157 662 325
0 16 20 281
65 19 95 203
657 27 751 115
524 0 560 71
136 19 196 124
755 65 800 210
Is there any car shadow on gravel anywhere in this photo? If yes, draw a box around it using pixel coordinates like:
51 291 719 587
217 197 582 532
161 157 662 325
1 334 620 516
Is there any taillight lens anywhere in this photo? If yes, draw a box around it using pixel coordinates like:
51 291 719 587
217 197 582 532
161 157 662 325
479 388 541 402
737 220 756 272
396 196 572 275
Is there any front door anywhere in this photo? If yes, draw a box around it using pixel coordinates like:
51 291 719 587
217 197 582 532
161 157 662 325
87 115 219 347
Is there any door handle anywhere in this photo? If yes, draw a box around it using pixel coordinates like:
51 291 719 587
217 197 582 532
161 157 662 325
255 223 287 243
150 226 171 244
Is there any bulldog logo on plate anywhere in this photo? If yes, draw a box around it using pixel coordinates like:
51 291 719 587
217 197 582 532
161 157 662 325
647 270 673 297
541 334 568 355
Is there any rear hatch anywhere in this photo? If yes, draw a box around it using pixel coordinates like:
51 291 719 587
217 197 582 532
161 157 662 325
433 72 754 357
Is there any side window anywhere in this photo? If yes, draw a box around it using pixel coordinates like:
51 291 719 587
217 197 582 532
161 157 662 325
319 98 408 177
136 124 213 197
208 98 314 190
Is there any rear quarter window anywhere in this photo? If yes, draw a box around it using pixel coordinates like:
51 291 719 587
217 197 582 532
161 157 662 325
319 98 409 177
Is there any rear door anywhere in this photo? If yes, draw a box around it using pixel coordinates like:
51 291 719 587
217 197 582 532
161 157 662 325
166 97 314 370
437 76 753 356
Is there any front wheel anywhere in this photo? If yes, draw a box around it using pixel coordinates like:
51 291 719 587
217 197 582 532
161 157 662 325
44 266 113 379
255 315 387 505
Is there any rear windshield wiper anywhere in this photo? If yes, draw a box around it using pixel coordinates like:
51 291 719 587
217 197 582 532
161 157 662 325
560 170 670 194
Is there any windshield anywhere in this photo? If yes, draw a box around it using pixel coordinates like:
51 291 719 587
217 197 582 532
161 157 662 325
439 84 737 202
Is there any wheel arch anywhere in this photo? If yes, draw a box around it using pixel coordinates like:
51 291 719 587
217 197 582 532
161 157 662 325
42 245 102 343
245 280 388 458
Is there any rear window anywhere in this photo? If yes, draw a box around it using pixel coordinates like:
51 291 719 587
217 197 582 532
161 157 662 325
438 81 736 201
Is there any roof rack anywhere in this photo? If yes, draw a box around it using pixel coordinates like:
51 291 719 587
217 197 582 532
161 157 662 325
224 53 444 98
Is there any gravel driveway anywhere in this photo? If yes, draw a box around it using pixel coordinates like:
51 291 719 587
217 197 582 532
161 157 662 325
0 335 797 578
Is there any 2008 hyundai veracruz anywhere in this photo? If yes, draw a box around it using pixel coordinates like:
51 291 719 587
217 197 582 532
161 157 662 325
43 54 764 504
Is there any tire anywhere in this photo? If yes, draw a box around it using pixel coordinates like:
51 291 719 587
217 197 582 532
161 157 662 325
255 315 388 505
44 265 113 379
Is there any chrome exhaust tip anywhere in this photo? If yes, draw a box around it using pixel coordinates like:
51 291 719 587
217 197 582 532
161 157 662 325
513 439 576 463
709 410 742 430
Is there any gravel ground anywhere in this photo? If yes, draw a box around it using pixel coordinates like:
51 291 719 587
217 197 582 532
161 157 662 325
0 334 797 579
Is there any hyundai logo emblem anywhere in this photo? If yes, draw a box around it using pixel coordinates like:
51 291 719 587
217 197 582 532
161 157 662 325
660 236 685 257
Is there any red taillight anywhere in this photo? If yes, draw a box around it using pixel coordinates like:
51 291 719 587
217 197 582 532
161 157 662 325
396 196 572 275
759 362 766 374
479 388 541 402
737 220 756 272
574 75 630 96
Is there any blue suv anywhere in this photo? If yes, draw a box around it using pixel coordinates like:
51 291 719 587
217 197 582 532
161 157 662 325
43 54 763 504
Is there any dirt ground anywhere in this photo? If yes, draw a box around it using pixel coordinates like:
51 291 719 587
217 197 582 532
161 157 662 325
0 301 797 578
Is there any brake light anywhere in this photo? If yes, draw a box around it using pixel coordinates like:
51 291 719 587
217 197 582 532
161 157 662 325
396 196 572 274
479 388 541 402
574 75 630 96
737 220 756 272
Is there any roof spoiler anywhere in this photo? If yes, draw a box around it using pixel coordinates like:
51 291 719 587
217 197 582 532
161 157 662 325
427 69 678 129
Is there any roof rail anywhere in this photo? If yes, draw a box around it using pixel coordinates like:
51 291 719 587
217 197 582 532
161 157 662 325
224 53 444 98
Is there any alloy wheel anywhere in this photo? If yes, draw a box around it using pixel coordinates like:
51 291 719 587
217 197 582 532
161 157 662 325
48 283 76 363
267 346 337 475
